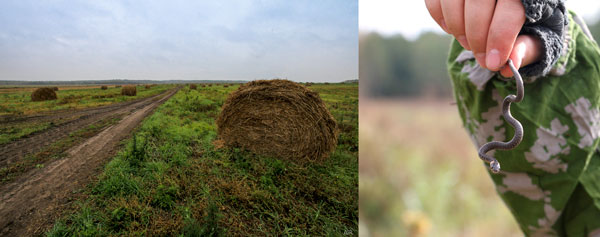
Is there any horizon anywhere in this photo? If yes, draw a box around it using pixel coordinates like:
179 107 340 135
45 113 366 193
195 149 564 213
0 78 358 84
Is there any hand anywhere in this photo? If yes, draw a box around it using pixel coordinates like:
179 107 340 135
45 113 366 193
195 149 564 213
424 0 542 77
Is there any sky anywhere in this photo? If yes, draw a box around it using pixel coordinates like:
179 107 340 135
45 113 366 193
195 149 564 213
0 1 358 82
360 0 600 40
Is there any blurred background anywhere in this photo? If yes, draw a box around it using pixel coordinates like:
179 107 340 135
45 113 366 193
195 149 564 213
358 1 600 236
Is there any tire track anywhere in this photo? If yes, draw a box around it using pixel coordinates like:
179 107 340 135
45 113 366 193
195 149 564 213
0 86 180 236
0 89 174 167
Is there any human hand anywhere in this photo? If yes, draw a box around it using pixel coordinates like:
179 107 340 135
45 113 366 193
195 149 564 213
424 0 542 77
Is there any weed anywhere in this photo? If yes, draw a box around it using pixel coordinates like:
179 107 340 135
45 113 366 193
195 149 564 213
126 135 147 168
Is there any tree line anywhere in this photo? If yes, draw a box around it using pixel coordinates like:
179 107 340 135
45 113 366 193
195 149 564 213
360 20 600 98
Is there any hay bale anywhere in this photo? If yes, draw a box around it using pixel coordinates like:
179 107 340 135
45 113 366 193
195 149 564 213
145 85 151 89
52 87 59 91
208 84 212 87
216 79 338 162
101 85 108 90
115 85 122 88
121 85 137 96
31 87 57 101
190 84 197 90
223 84 229 88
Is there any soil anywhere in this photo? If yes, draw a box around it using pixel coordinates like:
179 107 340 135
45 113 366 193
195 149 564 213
0 90 171 167
0 87 179 236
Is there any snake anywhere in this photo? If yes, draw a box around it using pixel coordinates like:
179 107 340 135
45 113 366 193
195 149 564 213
478 59 524 173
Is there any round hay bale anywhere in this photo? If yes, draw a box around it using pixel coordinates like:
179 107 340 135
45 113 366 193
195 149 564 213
31 87 57 101
52 87 59 91
115 85 122 88
223 84 229 88
121 85 137 96
216 79 338 162
101 85 108 90
190 84 197 90
145 85 151 89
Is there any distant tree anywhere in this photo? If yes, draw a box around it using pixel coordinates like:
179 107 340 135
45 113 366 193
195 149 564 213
360 32 451 98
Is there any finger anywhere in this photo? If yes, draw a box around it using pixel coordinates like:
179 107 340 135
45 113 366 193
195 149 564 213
500 35 543 77
485 0 526 71
424 0 449 33
440 0 468 49
464 0 495 67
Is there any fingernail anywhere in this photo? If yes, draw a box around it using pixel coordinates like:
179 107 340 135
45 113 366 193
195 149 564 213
475 53 486 67
440 19 448 32
486 49 501 70
456 35 470 50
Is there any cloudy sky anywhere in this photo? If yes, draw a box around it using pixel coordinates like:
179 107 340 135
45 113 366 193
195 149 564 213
360 0 600 39
0 1 358 82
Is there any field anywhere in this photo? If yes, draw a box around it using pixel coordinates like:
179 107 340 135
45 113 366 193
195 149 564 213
0 84 173 116
0 84 174 145
359 99 521 236
16 83 357 235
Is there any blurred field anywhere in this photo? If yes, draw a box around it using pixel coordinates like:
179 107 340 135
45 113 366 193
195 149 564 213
359 99 521 236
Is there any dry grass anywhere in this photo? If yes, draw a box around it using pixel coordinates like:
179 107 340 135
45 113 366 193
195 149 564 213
31 88 57 101
121 86 136 96
216 80 338 163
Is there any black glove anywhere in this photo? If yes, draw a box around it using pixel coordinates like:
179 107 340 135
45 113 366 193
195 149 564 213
519 0 568 77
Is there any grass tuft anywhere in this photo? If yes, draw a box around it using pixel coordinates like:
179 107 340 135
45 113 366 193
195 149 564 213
47 83 358 235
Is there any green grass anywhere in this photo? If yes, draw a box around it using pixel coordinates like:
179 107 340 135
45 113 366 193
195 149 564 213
0 84 174 116
0 84 175 145
0 117 122 184
47 83 358 236
0 121 53 145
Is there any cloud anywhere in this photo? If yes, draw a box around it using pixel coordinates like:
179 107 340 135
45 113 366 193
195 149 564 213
0 0 357 82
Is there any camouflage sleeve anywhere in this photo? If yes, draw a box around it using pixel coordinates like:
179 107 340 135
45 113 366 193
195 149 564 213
448 11 600 236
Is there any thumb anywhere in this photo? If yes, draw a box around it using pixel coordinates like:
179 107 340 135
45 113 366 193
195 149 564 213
500 35 542 78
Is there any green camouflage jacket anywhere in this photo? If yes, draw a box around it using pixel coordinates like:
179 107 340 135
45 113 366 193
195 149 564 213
449 11 600 236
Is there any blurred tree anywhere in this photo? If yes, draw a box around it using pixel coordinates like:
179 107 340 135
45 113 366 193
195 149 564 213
360 32 451 98
360 33 416 97
360 20 600 98
589 19 600 40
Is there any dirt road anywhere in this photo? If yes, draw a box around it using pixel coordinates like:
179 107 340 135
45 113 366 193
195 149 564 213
0 90 175 167
0 87 179 236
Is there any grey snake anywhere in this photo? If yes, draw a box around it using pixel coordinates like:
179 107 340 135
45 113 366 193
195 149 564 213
478 59 524 173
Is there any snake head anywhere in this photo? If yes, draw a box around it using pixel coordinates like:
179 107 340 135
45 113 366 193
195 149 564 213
490 160 500 173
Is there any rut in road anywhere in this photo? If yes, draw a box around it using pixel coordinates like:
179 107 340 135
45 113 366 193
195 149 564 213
0 87 179 236
0 90 172 167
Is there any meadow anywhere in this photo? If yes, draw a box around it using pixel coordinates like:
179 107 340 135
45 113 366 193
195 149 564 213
0 84 173 145
359 99 521 236
46 83 358 236
0 84 173 116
